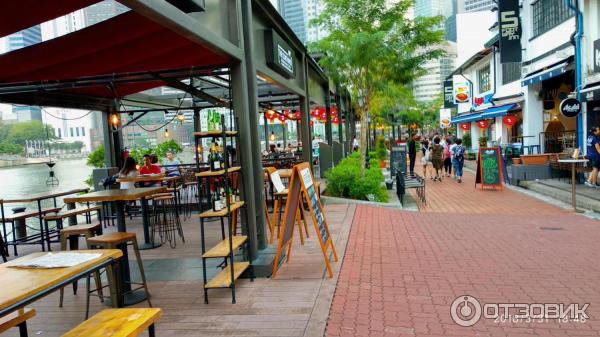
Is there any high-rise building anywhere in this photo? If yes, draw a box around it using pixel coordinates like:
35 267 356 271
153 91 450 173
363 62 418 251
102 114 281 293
445 0 458 42
278 0 307 43
305 0 327 43
7 26 42 122
413 42 457 103
414 0 452 18
462 0 494 13
83 0 128 26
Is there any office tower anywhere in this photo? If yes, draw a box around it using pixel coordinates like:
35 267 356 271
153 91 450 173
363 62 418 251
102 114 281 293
413 42 457 103
278 0 307 43
462 0 495 13
445 0 458 42
84 0 129 26
8 26 42 121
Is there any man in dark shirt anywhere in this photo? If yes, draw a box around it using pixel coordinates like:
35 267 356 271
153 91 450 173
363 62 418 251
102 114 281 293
408 134 417 176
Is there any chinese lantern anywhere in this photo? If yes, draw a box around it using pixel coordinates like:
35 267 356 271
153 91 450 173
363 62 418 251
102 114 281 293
460 123 471 131
476 120 489 129
277 113 286 122
309 120 314 127
502 115 517 127
266 109 276 120
285 110 294 119
332 117 339 124
294 110 301 120
320 110 327 121
330 107 337 115
311 109 318 117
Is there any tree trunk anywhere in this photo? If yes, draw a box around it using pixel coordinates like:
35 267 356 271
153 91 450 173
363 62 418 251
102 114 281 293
359 109 369 176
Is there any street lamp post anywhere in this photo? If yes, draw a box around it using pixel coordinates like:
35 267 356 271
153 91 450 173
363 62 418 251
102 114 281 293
365 115 371 169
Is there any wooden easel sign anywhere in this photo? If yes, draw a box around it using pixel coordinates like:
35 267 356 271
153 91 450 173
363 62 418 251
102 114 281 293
475 147 503 190
272 162 338 278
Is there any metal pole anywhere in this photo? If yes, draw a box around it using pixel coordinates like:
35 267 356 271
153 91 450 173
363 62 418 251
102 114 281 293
300 55 313 165
263 112 269 152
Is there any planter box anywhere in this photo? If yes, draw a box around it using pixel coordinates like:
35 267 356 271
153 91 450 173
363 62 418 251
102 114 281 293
520 154 550 166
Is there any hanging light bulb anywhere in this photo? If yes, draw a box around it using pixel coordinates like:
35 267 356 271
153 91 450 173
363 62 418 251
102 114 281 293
110 113 120 126
176 112 185 123
270 132 276 141
164 129 170 138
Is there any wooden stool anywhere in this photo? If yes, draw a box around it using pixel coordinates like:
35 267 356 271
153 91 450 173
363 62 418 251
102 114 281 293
62 308 162 337
59 223 103 310
0 308 35 337
87 232 152 312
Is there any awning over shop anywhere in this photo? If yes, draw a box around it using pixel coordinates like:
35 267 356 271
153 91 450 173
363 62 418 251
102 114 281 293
451 103 518 124
521 61 569 87
0 0 100 38
0 11 229 99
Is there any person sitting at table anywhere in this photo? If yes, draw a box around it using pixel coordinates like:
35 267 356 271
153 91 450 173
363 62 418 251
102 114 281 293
118 157 138 190
287 143 294 153
139 154 162 187
163 151 181 177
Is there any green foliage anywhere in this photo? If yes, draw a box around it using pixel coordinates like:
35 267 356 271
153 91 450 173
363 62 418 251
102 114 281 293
129 147 154 165
375 136 386 161
478 136 488 147
128 140 183 165
86 145 105 168
462 133 472 149
0 121 55 154
310 0 445 171
0 141 23 155
325 152 388 202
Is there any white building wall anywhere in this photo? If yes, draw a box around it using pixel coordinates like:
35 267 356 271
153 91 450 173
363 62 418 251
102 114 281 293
42 108 93 152
455 12 496 66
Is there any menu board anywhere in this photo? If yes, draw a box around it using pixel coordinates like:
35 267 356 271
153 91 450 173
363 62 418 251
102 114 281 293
475 147 503 190
390 145 406 177
272 162 338 279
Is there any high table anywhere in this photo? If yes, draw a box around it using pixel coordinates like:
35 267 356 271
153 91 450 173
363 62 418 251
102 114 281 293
116 175 180 185
64 187 165 305
1 188 89 252
0 249 123 316
557 158 589 212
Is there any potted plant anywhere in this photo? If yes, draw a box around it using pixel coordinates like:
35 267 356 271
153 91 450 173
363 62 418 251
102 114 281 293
375 136 387 168
478 136 488 148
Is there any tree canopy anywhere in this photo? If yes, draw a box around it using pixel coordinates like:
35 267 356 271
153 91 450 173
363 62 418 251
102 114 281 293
311 0 445 170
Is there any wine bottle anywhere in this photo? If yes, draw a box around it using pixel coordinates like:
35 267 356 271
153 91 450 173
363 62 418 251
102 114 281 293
215 111 221 131
207 110 212 132
214 188 223 211
211 188 217 212
209 140 219 171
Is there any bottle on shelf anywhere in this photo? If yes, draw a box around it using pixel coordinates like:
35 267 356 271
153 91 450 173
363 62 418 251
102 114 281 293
209 139 221 171
206 109 212 132
214 111 221 132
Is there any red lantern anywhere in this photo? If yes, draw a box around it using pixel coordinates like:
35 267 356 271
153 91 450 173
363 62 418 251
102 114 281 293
502 115 517 127
460 123 471 131
330 107 337 115
476 120 489 129
319 111 327 120
309 120 314 127
266 109 276 120
277 113 286 123
332 117 339 124
294 110 301 120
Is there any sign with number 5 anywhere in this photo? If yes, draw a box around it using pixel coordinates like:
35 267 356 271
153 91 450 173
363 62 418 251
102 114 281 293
499 0 522 63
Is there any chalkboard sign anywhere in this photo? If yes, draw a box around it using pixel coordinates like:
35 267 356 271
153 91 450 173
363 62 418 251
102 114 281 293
475 147 503 190
390 145 407 176
272 162 338 278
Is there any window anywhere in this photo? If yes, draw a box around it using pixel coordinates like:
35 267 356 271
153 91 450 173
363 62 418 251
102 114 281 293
76 127 80 137
532 0 574 38
70 127 73 137
81 127 85 136
502 62 522 84
56 128 61 138
478 66 491 93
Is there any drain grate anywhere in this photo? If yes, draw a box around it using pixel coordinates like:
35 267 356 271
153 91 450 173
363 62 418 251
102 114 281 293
539 227 565 231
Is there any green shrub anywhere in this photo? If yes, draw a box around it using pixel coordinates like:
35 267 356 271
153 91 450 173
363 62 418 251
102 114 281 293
375 136 386 161
325 152 388 202
462 132 472 149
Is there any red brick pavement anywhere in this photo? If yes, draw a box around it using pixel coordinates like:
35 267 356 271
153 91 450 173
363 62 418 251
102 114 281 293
326 169 600 337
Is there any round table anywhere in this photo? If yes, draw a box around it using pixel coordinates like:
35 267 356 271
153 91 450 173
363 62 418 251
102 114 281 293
557 159 589 212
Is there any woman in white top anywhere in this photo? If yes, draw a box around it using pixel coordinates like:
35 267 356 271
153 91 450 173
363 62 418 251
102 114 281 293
119 157 139 189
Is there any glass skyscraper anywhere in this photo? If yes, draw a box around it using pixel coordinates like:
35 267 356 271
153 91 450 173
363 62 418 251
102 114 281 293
463 0 495 12
278 0 307 43
8 26 42 121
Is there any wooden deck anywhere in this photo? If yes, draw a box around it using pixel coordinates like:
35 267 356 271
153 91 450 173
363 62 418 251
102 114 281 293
1 203 356 337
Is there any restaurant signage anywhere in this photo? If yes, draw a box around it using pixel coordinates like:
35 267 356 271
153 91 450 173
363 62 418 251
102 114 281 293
453 79 471 104
473 93 494 107
584 87 600 102
594 39 600 73
475 148 503 190
439 108 451 128
443 80 456 108
498 0 522 63
265 29 295 79
559 98 581 117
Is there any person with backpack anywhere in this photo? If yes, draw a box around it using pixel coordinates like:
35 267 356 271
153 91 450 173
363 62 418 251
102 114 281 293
443 137 452 177
431 137 444 181
420 139 431 179
452 138 466 183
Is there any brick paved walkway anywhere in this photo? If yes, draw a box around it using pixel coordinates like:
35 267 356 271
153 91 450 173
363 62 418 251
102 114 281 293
326 168 600 337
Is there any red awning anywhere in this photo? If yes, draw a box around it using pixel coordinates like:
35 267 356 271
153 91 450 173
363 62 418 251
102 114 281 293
0 11 229 98
0 0 100 38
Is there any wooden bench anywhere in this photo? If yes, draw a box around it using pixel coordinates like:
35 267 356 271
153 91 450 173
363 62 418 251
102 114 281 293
43 205 101 221
43 206 102 251
0 308 36 337
61 308 162 337
0 208 61 222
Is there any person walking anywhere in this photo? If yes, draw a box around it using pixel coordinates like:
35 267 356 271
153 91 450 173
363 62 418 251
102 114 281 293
586 126 600 187
431 137 444 181
452 138 466 183
443 137 452 177
408 134 417 176
420 139 430 179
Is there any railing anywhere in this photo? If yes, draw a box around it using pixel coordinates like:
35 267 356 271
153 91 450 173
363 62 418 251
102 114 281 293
539 131 576 154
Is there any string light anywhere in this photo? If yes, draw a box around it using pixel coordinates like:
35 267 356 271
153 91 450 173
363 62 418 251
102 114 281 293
270 132 276 141
176 112 185 123
164 129 170 138
110 113 120 126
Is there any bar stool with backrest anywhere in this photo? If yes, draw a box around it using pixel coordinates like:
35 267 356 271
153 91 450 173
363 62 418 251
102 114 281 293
58 222 104 310
86 232 152 317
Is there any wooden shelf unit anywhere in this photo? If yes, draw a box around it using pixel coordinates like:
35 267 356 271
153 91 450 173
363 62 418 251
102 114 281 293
203 236 248 258
195 166 241 178
198 201 245 218
205 262 250 288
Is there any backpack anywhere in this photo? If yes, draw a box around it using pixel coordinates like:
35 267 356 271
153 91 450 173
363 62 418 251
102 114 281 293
443 143 451 157
454 145 465 160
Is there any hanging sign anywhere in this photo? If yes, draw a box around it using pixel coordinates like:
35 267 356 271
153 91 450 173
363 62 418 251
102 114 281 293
475 147 503 190
439 108 451 128
265 29 296 79
453 80 471 104
272 162 338 279
460 123 471 131
473 93 494 107
594 39 600 73
476 120 489 129
443 79 456 108
499 0 522 63
559 98 581 117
